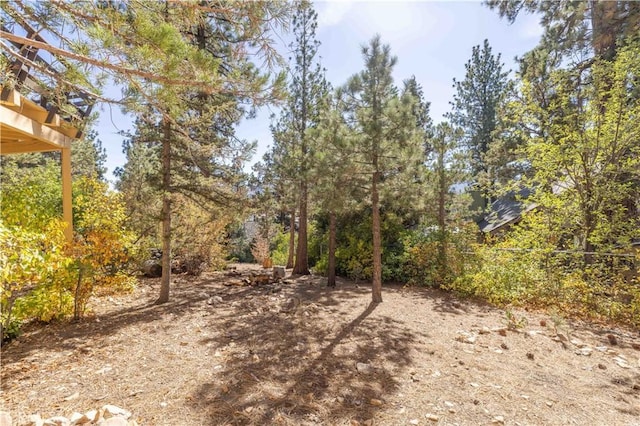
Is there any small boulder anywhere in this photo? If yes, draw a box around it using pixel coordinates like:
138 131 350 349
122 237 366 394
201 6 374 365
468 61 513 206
273 266 286 279
83 410 100 423
102 405 131 419
356 362 373 374
575 347 592 356
0 412 11 426
455 331 477 344
142 260 162 278
207 295 224 305
28 414 44 426
69 412 88 424
369 398 383 406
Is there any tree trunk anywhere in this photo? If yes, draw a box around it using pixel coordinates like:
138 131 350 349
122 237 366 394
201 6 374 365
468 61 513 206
371 171 383 303
327 210 337 287
157 118 172 304
591 0 618 62
286 209 296 269
437 146 447 287
293 182 310 275
583 207 595 266
73 262 84 320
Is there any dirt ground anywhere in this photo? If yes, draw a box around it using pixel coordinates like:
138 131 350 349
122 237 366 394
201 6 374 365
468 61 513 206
1 264 639 425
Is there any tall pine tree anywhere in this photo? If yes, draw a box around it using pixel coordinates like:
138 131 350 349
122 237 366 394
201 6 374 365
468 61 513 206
275 0 328 275
345 35 424 303
448 39 511 205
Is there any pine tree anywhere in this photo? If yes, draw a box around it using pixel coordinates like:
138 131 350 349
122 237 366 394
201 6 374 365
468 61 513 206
403 76 433 153
425 122 466 286
447 39 511 205
279 0 328 275
486 0 640 64
312 89 356 287
268 111 302 269
345 35 425 303
71 130 107 181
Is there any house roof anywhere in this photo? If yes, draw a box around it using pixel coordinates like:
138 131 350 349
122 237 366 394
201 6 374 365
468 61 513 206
477 187 536 234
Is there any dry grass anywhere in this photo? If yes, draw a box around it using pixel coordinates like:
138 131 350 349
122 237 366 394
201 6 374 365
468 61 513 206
1 264 639 425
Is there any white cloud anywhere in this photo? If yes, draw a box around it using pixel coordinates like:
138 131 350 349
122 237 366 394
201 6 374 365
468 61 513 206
518 13 543 40
316 0 355 28
339 2 455 50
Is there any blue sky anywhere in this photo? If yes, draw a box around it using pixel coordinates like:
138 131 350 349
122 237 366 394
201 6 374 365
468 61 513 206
96 1 542 182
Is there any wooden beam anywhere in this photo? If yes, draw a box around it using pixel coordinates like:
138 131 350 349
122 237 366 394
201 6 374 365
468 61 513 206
0 87 21 106
0 104 72 149
0 141 62 154
61 147 73 242
0 89 79 137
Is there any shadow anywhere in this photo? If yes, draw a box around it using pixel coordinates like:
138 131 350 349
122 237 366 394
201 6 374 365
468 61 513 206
2 268 426 425
0 269 402 373
397 284 495 319
0 272 262 368
188 286 421 425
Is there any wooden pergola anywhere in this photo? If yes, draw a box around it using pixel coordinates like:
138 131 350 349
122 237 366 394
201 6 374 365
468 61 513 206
1 19 94 242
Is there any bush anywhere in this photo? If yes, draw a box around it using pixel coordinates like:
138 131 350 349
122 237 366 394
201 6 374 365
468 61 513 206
0 167 137 341
0 219 73 339
270 230 291 266
444 212 640 327
403 222 478 288
171 196 231 273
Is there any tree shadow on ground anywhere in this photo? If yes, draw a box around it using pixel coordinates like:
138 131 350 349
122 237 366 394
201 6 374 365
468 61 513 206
187 280 426 425
1 267 431 425
0 272 262 368
401 285 497 319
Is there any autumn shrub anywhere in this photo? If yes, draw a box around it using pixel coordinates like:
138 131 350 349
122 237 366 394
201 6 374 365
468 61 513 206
251 234 271 265
171 196 230 274
315 210 409 282
70 177 137 318
1 166 137 340
403 222 478 288
308 220 371 279
450 244 547 305
0 219 72 340
445 212 640 327
1 164 73 338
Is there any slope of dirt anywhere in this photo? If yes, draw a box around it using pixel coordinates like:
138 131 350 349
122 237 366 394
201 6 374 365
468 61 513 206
1 264 639 425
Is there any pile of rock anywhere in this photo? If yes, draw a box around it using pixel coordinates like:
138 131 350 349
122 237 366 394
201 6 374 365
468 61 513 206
1 405 138 426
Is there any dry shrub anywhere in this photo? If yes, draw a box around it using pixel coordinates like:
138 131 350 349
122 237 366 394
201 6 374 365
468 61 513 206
251 234 270 264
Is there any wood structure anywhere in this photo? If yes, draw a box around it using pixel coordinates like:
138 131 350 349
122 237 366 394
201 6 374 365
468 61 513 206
1 19 94 241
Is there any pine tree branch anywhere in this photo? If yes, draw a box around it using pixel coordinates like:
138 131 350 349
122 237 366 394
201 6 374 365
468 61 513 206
0 30 212 89
0 40 118 104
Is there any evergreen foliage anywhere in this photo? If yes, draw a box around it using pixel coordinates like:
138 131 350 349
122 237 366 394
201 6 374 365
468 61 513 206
448 39 512 200
269 0 328 275
344 35 426 302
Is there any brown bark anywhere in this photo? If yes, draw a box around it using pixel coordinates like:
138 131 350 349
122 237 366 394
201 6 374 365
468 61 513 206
327 210 337 287
371 171 383 303
591 0 619 62
437 146 447 287
286 210 296 269
157 118 172 304
293 182 310 275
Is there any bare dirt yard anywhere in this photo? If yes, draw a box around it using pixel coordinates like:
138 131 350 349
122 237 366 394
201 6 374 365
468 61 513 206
2 264 639 425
